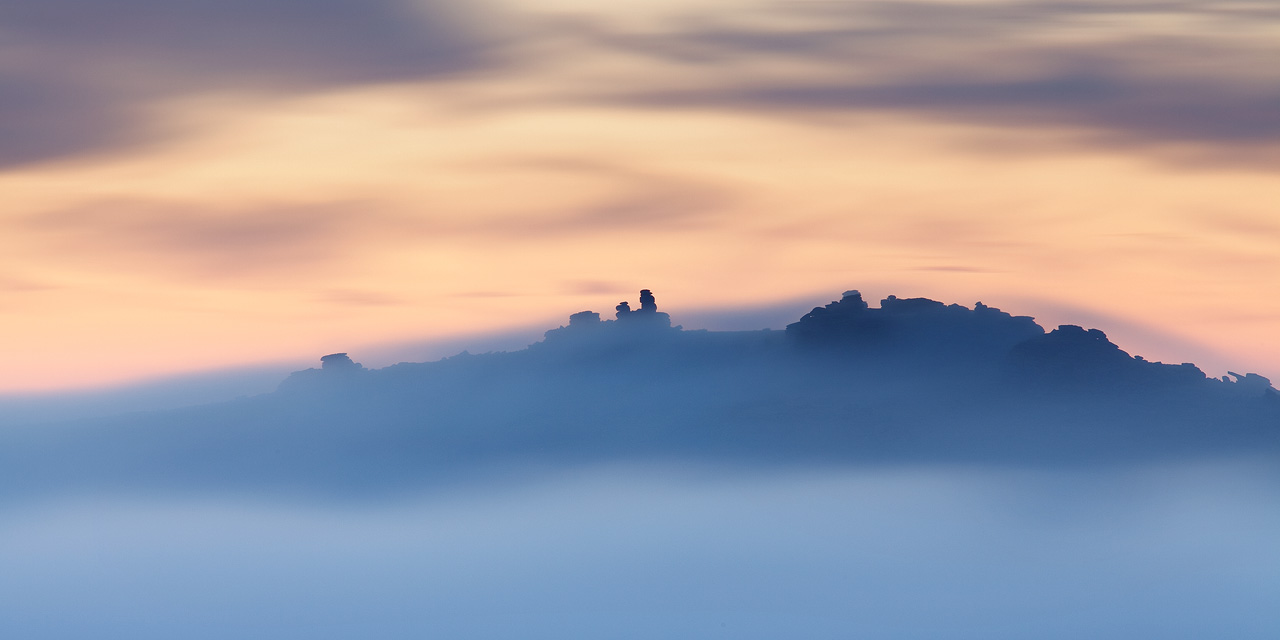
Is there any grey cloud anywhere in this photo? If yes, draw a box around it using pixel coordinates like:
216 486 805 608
581 1 1280 150
2 0 484 84
614 75 1280 145
0 0 494 166
8 0 1278 167
0 72 140 166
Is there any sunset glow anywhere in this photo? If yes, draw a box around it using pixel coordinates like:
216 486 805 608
3 0 1278 390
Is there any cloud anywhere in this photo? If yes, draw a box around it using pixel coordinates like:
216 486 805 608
0 275 58 293
439 164 732 238
573 0 1280 150
526 189 725 234
318 289 407 307
908 265 992 273
562 280 628 296
1189 211 1280 241
612 75 1280 147
0 71 142 167
5 0 1277 168
0 0 494 166
5 164 729 282
17 200 384 279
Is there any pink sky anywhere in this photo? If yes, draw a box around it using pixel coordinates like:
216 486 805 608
2 0 1278 391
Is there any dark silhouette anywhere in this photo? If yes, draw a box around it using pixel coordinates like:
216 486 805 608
639 289 657 312
5 287 1277 640
569 310 601 327
1008 325 1209 392
614 288 672 327
559 289 675 336
785 290 1045 372
320 353 363 371
1227 371 1276 396
1 287 1276 506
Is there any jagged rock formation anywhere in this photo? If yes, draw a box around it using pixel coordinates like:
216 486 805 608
615 288 672 327
279 352 368 390
568 311 600 327
1009 325 1210 391
5 287 1278 508
545 289 675 343
321 353 363 371
1227 371 1274 394
639 288 657 313
784 290 1045 370
294 288 1278 402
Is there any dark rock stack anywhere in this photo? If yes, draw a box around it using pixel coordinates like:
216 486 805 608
542 289 676 346
639 289 657 313
320 353 364 372
615 288 671 327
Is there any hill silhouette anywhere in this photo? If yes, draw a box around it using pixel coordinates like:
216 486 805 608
1 288 1276 504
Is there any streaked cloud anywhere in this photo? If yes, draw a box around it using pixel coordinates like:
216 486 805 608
491 186 729 236
5 0 1279 167
908 265 993 273
0 275 58 293
0 0 493 166
318 289 408 307
1 0 1278 389
569 1 1280 150
17 200 381 279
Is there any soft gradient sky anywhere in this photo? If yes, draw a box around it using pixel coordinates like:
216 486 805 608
2 0 1278 391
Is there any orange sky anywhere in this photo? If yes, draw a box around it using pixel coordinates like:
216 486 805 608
2 0 1278 391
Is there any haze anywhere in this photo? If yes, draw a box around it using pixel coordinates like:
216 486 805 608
2 291 1278 637
2 0 1278 390
2 3 1277 636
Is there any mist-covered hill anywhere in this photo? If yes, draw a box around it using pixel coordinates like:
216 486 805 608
3 289 1276 504
4 289 1279 640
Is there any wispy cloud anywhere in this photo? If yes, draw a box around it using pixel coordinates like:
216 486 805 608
317 289 407 307
0 275 58 293
908 265 993 273
568 1 1280 150
509 188 727 235
17 200 382 279
0 0 495 166
4 0 1277 167
443 165 733 237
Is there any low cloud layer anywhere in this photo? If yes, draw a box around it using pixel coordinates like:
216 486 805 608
3 464 1277 639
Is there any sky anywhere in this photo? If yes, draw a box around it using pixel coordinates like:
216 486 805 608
2 0 1278 391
